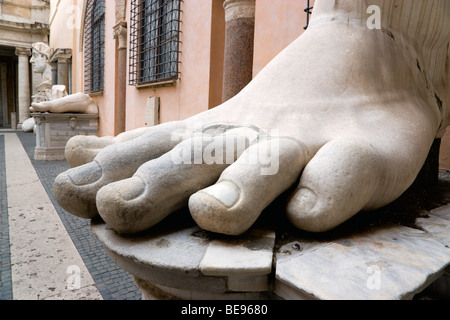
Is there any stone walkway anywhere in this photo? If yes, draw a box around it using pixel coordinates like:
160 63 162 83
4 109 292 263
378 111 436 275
0 130 141 300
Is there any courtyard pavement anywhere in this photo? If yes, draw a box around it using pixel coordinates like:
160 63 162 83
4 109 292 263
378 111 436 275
0 130 142 300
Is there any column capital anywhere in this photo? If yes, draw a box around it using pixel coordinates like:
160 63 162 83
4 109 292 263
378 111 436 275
223 0 256 22
50 48 73 63
15 47 31 57
113 21 128 50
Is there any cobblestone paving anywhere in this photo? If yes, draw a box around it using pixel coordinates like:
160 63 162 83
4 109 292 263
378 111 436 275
9 132 141 300
0 135 13 300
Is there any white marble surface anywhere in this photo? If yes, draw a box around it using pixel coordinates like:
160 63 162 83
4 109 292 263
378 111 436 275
3 133 102 300
92 201 450 300
275 207 450 300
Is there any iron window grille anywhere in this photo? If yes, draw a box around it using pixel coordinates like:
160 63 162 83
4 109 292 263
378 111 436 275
129 0 182 86
84 0 105 93
304 0 313 30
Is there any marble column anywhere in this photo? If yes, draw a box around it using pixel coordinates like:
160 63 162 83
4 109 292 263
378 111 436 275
113 21 127 135
51 62 58 87
15 47 31 128
222 0 256 102
31 62 43 97
51 49 73 91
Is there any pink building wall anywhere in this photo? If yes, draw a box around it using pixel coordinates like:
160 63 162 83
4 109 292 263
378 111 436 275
89 1 117 137
123 0 223 133
253 0 311 77
99 0 312 135
51 0 312 137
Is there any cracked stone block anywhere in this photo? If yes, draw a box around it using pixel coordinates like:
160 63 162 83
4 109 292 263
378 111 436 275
153 282 267 300
416 204 450 247
275 208 450 300
91 220 228 294
227 275 269 292
200 230 275 292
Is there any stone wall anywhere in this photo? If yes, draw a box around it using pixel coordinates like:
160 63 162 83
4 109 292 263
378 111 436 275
0 0 49 48
0 0 49 128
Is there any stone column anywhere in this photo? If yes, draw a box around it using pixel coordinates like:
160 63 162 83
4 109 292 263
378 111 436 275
15 47 31 128
31 62 43 97
51 48 73 91
113 21 127 135
51 62 58 87
222 0 256 102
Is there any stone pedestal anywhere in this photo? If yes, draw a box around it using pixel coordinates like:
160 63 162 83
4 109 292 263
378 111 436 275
222 0 255 102
91 202 450 300
91 214 275 300
32 113 98 161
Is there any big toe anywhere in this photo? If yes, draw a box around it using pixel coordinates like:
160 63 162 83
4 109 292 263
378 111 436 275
286 138 383 232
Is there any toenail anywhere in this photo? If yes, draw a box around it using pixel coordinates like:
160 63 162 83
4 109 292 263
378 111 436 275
292 188 317 211
201 180 240 208
68 161 102 186
115 177 146 201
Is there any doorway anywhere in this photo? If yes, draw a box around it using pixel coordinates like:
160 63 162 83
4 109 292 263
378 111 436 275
0 45 17 128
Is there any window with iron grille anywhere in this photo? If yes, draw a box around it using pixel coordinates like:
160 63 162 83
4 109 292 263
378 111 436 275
129 0 182 86
84 0 105 93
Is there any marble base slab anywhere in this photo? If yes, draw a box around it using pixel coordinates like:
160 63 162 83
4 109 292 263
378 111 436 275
91 210 275 299
275 205 450 300
91 205 450 300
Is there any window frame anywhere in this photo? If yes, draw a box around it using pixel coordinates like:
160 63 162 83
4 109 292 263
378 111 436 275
129 0 182 86
84 0 106 94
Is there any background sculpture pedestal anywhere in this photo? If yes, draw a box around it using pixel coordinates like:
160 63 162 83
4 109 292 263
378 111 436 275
33 113 98 161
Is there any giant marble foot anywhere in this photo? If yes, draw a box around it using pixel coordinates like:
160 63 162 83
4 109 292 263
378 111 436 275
54 0 449 236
